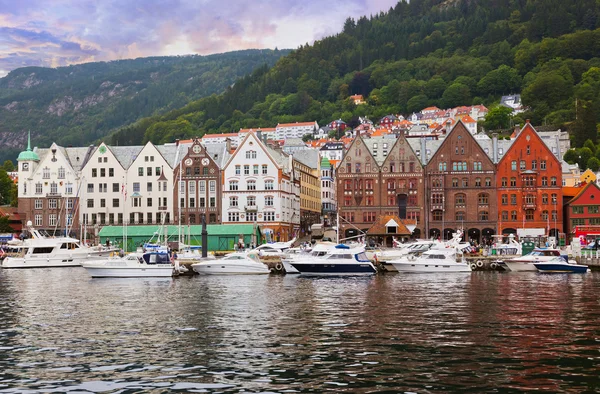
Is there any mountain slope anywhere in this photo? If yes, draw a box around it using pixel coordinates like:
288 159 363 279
0 49 289 162
108 0 600 147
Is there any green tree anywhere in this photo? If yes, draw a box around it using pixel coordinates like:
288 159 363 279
483 106 513 130
571 100 598 146
584 139 597 154
0 215 13 233
0 171 14 205
563 148 578 164
577 147 594 169
442 83 471 108
587 157 600 172
2 160 14 172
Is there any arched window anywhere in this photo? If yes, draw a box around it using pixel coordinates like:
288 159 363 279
478 193 489 205
455 193 466 205
229 181 238 191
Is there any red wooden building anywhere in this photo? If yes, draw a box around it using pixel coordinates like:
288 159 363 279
496 122 563 237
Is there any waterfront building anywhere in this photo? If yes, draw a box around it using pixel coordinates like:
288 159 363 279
221 130 300 242
173 138 229 226
292 149 321 234
80 142 175 228
320 157 337 227
564 181 600 236
496 122 563 237
423 121 497 243
336 132 424 243
17 137 88 235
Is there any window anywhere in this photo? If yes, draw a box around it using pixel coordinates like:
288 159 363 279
210 197 216 208
199 181 206 193
49 214 57 227
478 194 489 205
100 199 106 208
262 165 268 175
244 165 250 175
502 194 508 205
246 212 257 222
133 183 140 193
589 206 599 214
246 150 257 159
58 167 65 179
253 165 259 175
541 160 547 170
235 165 241 175
511 210 517 220
194 167 200 175
147 182 152 192
156 167 160 176
552 210 557 220
501 177 507 187
113 183 119 192
439 162 447 171
510 177 516 187
87 184 94 193
247 196 256 206
475 178 481 187
520 161 526 170
479 211 489 221
265 196 274 206
247 181 256 191
87 199 94 208
452 178 459 187
264 212 275 222
355 163 361 173
100 168 106 177
501 211 508 221
228 212 240 222
531 160 537 170
550 177 557 186
209 181 215 192
35 183 42 194
473 162 482 171
113 198 119 208
526 209 535 220
551 194 557 204
230 197 238 207
265 180 274 190
66 183 73 195
35 200 43 209
49 199 58 209
542 210 549 220
138 167 143 176
432 210 443 221
147 197 153 207
485 178 491 187
199 197 206 207
188 182 196 194
147 167 152 176
511 194 517 205
50 182 57 194
35 214 42 227
229 181 239 191
91 168 97 178
109 168 114 177
456 211 465 221
455 194 466 205
511 161 517 171
541 177 548 186
462 178 468 187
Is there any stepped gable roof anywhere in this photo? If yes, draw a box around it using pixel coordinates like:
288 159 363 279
320 156 331 169
366 214 413 236
293 148 319 169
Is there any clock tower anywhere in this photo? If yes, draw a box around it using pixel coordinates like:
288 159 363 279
17 130 40 198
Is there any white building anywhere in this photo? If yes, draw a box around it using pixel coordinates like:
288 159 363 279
201 133 240 147
275 121 319 140
319 141 345 162
221 131 300 242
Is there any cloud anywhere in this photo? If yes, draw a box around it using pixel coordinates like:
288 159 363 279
0 0 398 76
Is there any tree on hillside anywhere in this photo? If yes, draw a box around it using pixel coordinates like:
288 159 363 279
0 171 15 206
571 100 598 146
483 106 513 130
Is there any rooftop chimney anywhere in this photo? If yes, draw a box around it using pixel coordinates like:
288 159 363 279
225 137 231 152
175 139 180 147
256 129 262 141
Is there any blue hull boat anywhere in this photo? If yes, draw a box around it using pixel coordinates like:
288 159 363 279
533 261 589 273
290 244 376 276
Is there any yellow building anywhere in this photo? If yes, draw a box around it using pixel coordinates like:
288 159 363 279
293 150 322 235
580 168 596 185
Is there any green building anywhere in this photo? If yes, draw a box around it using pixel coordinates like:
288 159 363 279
98 224 262 252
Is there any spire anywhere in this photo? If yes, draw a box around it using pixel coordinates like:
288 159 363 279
17 130 39 162
27 130 32 151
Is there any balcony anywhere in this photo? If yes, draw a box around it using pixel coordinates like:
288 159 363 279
245 205 258 211
46 193 62 198
523 203 537 210
430 205 445 211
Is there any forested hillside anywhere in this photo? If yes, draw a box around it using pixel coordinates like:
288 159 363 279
109 0 600 149
0 49 288 162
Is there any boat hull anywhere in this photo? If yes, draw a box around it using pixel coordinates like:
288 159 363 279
2 256 86 268
502 261 538 272
82 266 174 278
391 262 472 273
533 262 589 273
191 262 270 275
289 262 376 276
282 260 300 274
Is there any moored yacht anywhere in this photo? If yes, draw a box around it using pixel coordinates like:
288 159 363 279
533 257 590 273
389 249 472 273
81 251 174 278
289 244 376 276
503 248 566 272
191 252 270 275
1 222 117 268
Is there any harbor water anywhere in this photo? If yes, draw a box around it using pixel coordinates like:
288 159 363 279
1 269 599 393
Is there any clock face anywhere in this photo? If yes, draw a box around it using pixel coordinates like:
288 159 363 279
192 145 201 154
22 163 29 171
201 158 209 166
184 158 193 166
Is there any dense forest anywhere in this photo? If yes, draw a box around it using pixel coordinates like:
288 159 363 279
107 0 600 158
0 49 288 162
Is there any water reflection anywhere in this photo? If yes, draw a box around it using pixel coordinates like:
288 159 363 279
0 268 600 392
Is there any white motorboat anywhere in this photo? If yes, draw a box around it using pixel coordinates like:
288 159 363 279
1 222 117 269
176 245 215 264
503 248 566 272
289 244 376 276
281 242 337 274
191 252 270 275
81 252 174 278
389 249 472 273
252 238 296 257
533 257 590 273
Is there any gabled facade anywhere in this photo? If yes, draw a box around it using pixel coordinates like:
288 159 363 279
221 131 300 242
380 133 424 238
79 142 129 228
292 149 321 234
565 181 600 236
17 139 82 234
496 122 563 237
173 138 222 226
425 121 497 242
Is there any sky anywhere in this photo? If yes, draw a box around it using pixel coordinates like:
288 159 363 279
0 0 399 77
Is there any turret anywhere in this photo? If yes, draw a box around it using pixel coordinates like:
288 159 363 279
17 131 39 197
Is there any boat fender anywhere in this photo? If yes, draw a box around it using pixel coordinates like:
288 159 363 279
490 262 498 270
275 263 283 271
476 260 484 268
470 263 477 270
270 267 276 274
